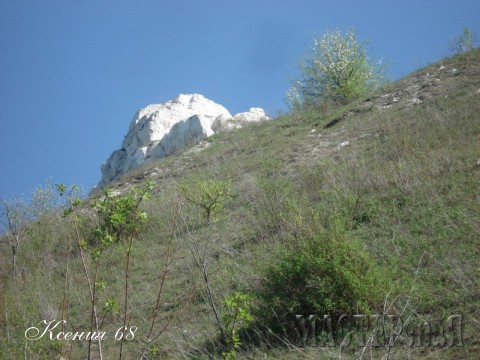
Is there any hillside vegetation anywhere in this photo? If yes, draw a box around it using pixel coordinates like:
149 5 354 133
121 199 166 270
1 50 480 359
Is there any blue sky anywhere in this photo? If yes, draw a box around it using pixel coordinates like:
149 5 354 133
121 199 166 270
1 0 479 201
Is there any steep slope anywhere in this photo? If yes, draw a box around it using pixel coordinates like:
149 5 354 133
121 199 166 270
1 50 479 360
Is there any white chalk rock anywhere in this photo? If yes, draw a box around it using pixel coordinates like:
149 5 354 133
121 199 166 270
212 107 270 132
100 94 269 186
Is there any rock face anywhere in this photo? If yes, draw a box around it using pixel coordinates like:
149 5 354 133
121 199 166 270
100 94 270 186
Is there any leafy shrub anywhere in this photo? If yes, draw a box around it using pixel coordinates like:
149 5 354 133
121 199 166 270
255 226 384 330
180 177 232 223
90 183 152 247
222 291 253 359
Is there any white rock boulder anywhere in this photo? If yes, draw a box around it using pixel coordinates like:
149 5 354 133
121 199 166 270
100 94 270 186
212 107 270 132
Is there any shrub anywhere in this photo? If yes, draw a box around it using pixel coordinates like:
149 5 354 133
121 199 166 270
287 29 385 109
222 292 253 359
450 27 477 54
255 226 384 330
180 177 232 223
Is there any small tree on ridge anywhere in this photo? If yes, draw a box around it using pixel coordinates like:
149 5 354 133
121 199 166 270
287 28 385 109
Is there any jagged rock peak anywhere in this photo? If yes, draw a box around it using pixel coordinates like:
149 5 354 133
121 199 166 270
100 94 270 186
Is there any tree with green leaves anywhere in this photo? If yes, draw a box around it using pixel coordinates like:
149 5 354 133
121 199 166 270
180 176 234 347
58 180 153 360
450 27 477 54
180 177 232 223
287 28 385 108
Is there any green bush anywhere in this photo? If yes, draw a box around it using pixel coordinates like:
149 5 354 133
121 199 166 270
222 291 253 359
180 176 232 223
256 226 384 327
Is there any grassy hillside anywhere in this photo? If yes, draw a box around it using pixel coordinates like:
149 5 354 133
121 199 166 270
1 49 479 359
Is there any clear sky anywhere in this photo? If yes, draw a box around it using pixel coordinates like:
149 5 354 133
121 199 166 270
1 0 479 201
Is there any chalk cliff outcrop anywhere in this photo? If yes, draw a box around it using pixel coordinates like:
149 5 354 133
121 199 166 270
100 94 270 186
